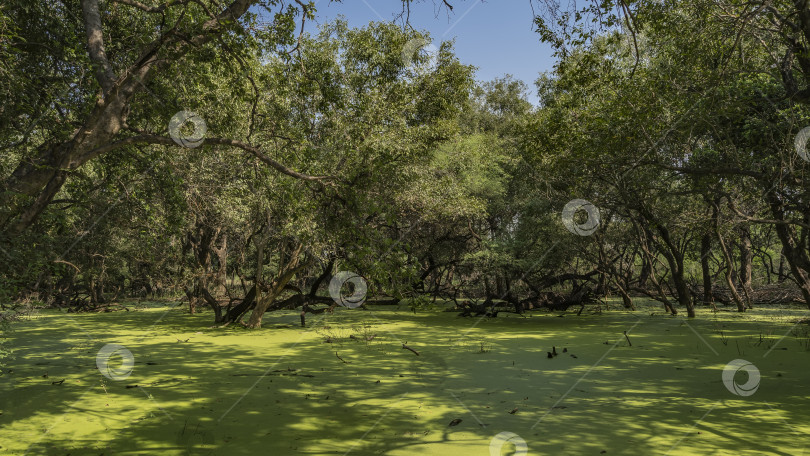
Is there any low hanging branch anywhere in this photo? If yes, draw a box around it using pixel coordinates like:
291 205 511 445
2 0 329 235
89 133 335 183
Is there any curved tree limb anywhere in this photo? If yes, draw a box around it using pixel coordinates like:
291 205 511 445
87 133 334 182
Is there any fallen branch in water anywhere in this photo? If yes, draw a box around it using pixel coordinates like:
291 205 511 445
402 343 420 356
335 351 350 364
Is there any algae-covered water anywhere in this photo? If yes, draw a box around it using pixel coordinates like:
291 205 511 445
1 301 809 455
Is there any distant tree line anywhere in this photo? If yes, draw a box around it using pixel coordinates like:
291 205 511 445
2 0 810 326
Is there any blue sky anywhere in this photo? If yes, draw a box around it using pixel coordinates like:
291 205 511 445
304 1 556 104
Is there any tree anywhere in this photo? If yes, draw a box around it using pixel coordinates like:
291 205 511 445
2 0 469 235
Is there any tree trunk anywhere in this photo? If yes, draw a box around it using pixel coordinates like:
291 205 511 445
700 233 713 306
214 233 228 297
650 223 694 317
245 242 307 329
778 249 787 283
738 224 754 309
251 232 266 324
766 190 810 307
638 256 651 289
712 205 746 312
202 287 222 322
717 230 747 312
1 0 258 234
223 285 256 323
672 268 695 317
615 280 635 310
636 229 677 315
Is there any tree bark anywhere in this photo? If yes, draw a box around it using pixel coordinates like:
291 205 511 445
646 222 694 317
636 236 677 315
245 242 309 329
213 233 228 297
700 233 713 306
738 224 754 308
716 227 747 312
614 280 635 310
0 0 274 234
765 190 810 307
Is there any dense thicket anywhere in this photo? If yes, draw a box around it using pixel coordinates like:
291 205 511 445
2 0 810 326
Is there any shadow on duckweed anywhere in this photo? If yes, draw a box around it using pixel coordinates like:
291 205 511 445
0 301 808 455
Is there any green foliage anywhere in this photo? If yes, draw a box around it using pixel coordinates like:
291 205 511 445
3 0 810 319
0 311 14 368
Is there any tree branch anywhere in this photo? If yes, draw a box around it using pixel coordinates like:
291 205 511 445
84 134 334 182
81 0 116 95
110 0 184 13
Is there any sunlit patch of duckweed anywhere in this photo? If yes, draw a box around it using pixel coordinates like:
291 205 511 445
1 300 809 454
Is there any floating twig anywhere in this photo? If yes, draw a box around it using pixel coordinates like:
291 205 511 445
335 351 350 364
624 331 632 346
402 343 420 356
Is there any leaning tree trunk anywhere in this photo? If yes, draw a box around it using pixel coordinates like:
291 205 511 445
716 228 747 312
245 243 308 329
636 230 677 315
0 0 258 234
766 190 810 307
635 206 693 316
672 266 695 317
638 255 651 289
300 259 335 327
651 224 694 317
614 280 635 310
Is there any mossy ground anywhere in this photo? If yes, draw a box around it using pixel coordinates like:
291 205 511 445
1 300 809 455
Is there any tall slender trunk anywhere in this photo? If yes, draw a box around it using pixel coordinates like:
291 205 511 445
700 233 713 306
214 233 228 297
672 266 695 317
638 256 651 289
717 232 747 312
778 250 787 283
651 224 694 317
712 205 746 312
637 232 677 315
252 232 266 322
738 224 754 308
